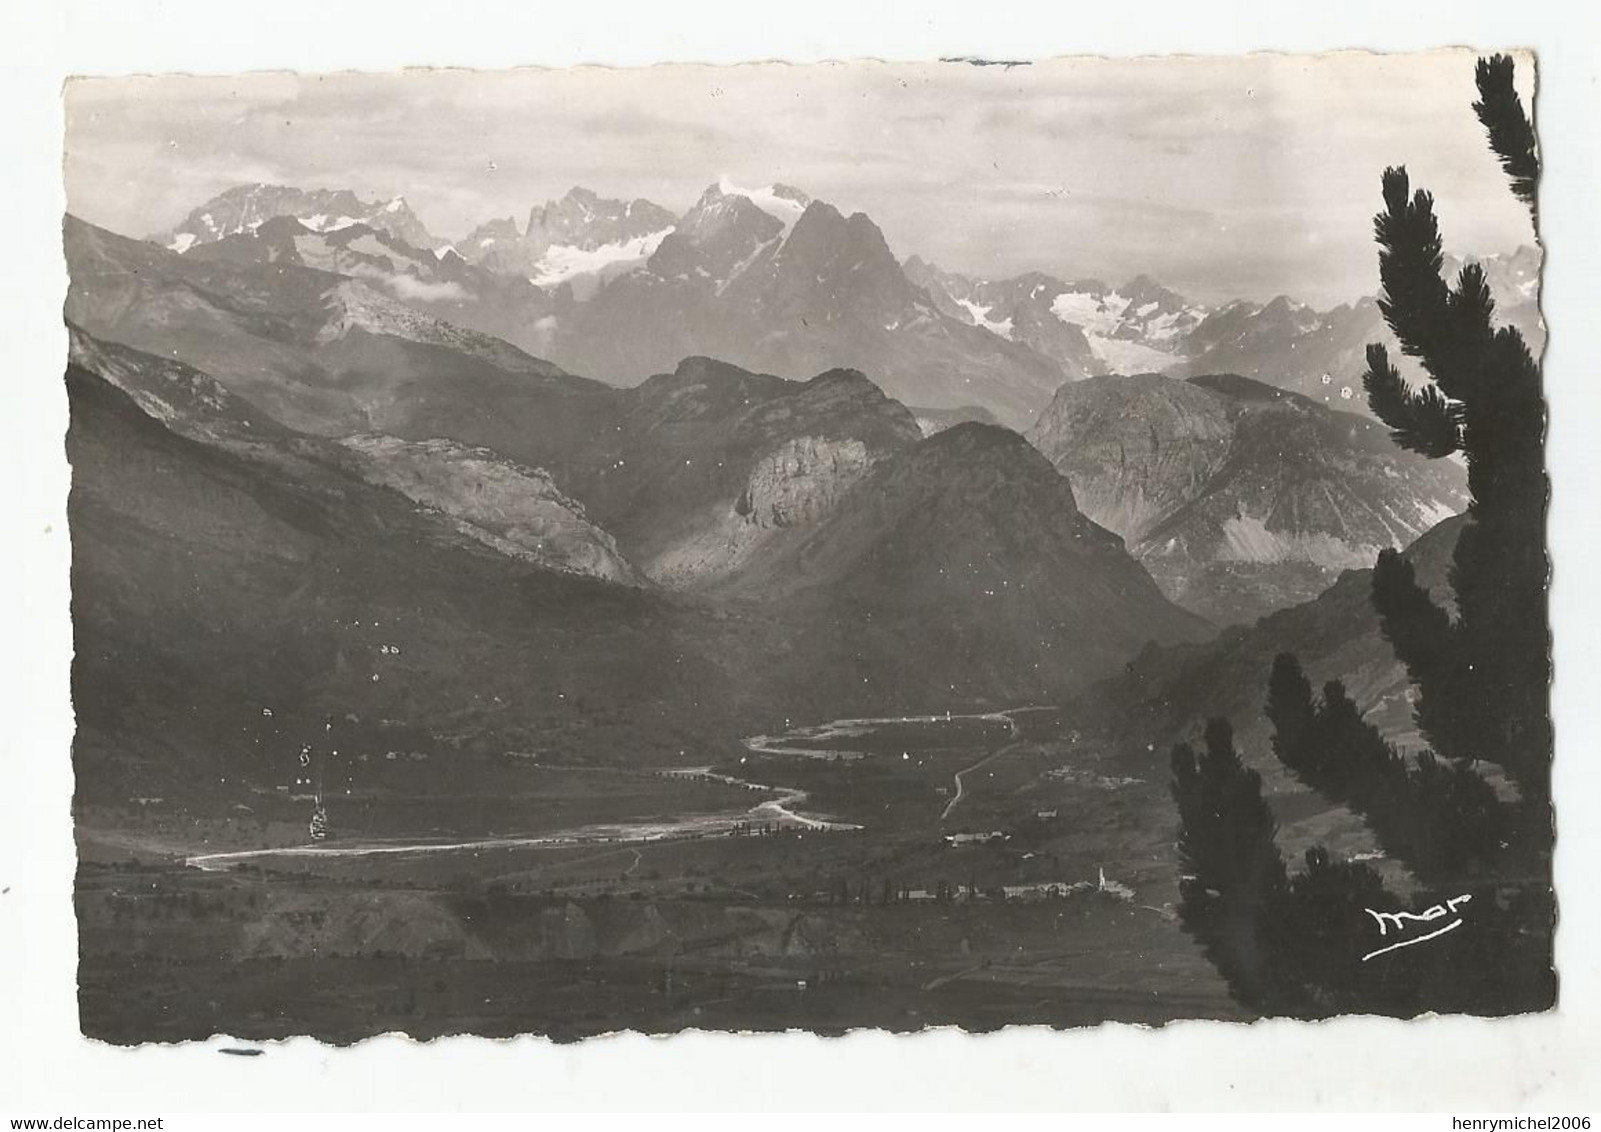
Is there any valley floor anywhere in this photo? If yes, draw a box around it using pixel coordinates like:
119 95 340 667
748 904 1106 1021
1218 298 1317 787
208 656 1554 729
75 708 1246 1040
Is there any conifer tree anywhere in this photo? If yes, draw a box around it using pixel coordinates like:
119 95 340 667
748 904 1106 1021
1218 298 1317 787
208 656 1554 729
1170 719 1296 1011
1363 53 1549 831
1173 55 1553 1016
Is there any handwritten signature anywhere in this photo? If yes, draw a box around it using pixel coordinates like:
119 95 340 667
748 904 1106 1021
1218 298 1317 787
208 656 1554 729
1362 894 1472 962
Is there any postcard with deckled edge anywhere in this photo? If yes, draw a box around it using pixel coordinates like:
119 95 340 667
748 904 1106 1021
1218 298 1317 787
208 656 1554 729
60 49 1551 1043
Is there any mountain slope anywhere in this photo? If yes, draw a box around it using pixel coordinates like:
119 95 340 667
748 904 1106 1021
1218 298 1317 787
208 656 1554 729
181 214 557 356
561 356 925 588
66 337 862 812
68 327 639 586
334 435 640 585
64 215 617 474
724 422 1214 705
1070 515 1466 867
1027 373 1467 624
67 332 1202 814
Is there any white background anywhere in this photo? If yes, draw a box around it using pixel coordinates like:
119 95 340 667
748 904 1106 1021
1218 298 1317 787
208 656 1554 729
2 0 1598 1114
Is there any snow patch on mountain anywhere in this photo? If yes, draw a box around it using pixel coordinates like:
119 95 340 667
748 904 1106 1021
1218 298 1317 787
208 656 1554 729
716 177 811 233
1085 334 1180 376
955 298 1015 340
1051 290 1132 337
1143 307 1205 343
529 227 675 288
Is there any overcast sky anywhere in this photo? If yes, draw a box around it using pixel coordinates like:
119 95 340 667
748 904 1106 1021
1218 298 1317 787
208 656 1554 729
64 50 1537 307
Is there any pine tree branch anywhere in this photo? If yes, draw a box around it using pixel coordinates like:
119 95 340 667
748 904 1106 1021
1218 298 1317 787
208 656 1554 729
1474 54 1540 219
1267 670 1508 883
1362 344 1462 457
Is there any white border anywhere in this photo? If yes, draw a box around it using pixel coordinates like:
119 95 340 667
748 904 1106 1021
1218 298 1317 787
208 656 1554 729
3 0 1599 1113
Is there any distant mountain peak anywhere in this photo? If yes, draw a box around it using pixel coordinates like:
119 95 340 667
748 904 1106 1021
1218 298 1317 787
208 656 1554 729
712 177 812 232
155 183 445 253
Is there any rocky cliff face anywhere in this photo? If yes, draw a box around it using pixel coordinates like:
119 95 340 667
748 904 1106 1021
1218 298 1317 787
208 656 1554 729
1028 373 1468 625
650 434 882 587
1028 373 1234 544
337 435 640 585
563 357 925 589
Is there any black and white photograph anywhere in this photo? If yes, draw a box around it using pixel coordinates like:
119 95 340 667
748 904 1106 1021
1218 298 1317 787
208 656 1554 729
53 46 1560 1043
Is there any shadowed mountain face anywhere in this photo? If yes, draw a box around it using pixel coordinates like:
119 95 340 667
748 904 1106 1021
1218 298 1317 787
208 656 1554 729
546 186 1070 429
1078 515 1466 861
1027 373 1468 625
65 307 1212 807
65 350 761 803
723 422 1214 704
66 328 640 587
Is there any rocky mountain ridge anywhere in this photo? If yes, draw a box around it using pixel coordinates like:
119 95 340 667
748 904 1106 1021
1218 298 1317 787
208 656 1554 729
1027 372 1468 625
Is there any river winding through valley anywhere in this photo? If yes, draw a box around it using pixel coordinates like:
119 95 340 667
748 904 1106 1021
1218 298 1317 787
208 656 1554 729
184 707 1044 872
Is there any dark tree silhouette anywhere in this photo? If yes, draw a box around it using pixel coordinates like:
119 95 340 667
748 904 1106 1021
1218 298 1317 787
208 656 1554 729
1266 653 1507 885
1172 54 1553 1017
1472 54 1540 216
1364 51 1550 830
1170 719 1296 1011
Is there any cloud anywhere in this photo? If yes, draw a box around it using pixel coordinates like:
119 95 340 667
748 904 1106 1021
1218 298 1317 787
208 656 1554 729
348 264 469 304
64 52 1539 308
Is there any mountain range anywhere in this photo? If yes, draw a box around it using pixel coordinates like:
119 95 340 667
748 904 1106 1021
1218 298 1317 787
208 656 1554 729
910 247 1543 414
66 208 1228 806
144 180 1541 434
70 192 1479 661
544 182 1070 429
